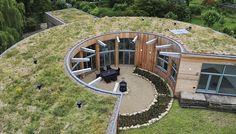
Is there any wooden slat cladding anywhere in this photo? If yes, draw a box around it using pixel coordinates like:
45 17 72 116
70 32 184 95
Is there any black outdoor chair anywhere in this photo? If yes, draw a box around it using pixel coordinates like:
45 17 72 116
110 75 117 81
96 73 100 78
106 65 112 70
100 67 105 72
116 67 120 75
104 77 111 83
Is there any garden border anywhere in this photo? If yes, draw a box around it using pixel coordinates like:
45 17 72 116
118 67 174 130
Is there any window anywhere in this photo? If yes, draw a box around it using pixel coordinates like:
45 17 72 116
197 64 236 95
171 61 177 81
118 38 135 65
157 53 169 71
100 39 115 51
100 52 115 67
119 38 135 50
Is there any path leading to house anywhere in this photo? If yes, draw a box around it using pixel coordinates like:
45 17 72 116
83 65 156 114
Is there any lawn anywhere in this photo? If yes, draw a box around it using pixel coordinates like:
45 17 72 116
190 0 236 34
120 100 236 134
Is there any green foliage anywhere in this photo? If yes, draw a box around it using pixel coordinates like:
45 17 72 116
79 1 96 12
202 9 221 27
0 0 24 54
55 0 67 9
165 12 178 20
189 5 202 15
219 16 225 25
112 3 128 11
24 17 38 32
174 5 192 22
222 27 233 35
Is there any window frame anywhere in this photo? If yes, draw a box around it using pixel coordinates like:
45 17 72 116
197 63 236 96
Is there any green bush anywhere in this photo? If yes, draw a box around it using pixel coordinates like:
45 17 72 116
222 27 233 35
190 5 202 15
164 11 178 20
202 10 221 27
79 1 96 12
24 17 38 33
55 0 67 9
112 3 128 11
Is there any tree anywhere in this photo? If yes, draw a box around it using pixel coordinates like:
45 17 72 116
164 12 178 20
0 0 24 54
202 10 221 27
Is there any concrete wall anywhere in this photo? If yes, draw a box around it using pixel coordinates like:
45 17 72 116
45 12 65 28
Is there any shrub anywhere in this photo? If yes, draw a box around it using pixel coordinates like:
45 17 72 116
174 5 191 22
190 5 202 15
218 16 225 26
55 0 67 9
164 11 178 20
222 27 233 35
202 10 221 27
79 1 96 12
24 17 38 33
112 3 128 11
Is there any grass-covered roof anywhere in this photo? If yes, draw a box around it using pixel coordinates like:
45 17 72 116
0 13 116 133
51 8 236 55
0 8 236 133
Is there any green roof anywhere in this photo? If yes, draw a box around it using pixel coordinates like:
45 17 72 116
0 14 116 133
0 8 236 133
50 8 236 56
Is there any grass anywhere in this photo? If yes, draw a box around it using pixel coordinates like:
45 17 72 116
0 8 236 133
120 100 236 134
49 8 95 23
0 16 116 133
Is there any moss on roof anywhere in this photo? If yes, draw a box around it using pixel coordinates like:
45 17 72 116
51 8 236 55
0 18 116 133
49 8 95 23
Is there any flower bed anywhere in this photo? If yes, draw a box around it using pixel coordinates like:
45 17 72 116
118 67 173 129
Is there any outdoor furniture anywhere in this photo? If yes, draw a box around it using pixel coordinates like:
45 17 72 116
100 67 105 72
106 65 112 70
100 69 117 83
119 80 127 92
116 67 120 75
96 73 100 78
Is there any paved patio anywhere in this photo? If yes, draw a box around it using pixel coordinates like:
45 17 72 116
82 65 157 114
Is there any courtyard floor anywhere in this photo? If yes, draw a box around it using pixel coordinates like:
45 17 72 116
82 65 156 114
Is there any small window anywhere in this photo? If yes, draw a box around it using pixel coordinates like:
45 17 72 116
171 61 177 81
157 53 169 71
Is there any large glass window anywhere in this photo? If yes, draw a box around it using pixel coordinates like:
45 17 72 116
119 38 135 50
119 51 135 64
197 64 236 95
99 39 115 67
118 38 135 65
100 39 115 51
100 51 115 67
157 53 169 71
171 61 177 81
